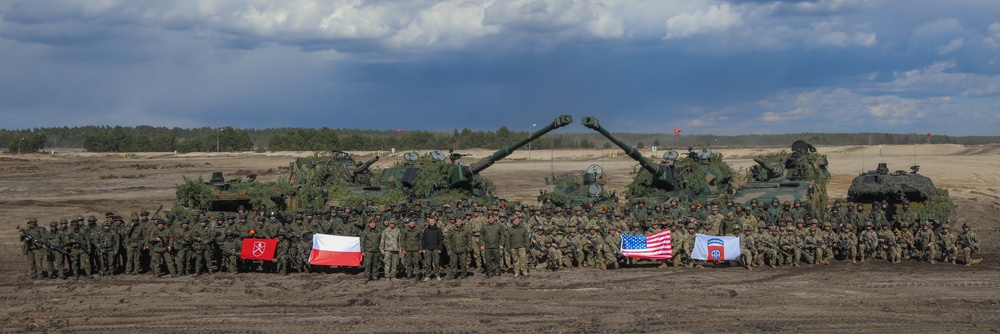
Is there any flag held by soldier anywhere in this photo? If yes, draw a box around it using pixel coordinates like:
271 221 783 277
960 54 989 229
692 234 740 261
309 234 362 267
240 238 279 261
620 230 672 260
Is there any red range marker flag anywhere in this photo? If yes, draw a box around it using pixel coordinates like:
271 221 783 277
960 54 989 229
927 133 932 137
396 129 406 133
673 128 682 134
309 234 362 267
240 238 278 261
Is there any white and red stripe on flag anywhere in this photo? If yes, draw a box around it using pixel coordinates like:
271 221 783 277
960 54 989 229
309 234 362 267
621 230 672 260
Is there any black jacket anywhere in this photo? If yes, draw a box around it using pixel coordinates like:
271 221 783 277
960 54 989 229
421 225 445 250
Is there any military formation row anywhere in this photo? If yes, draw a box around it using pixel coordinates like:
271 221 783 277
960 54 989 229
16 197 982 280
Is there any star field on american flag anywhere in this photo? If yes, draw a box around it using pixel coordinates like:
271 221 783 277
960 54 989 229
620 230 672 260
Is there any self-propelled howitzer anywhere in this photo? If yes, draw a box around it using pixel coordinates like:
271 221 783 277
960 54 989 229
448 114 574 187
582 116 736 205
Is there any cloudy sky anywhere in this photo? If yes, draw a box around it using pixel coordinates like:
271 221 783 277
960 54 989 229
1 0 998 135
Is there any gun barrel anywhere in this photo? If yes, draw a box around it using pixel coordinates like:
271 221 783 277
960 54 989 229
582 116 676 190
754 157 776 173
467 115 573 175
353 156 379 177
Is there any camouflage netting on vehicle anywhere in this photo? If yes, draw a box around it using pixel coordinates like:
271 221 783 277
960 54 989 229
379 154 497 204
175 176 291 212
739 147 831 208
847 170 938 203
912 189 956 221
625 152 736 205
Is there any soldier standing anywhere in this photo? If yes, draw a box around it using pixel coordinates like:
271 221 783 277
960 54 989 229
173 220 193 275
191 219 216 275
147 218 176 277
481 215 506 277
380 221 401 280
507 217 531 277
17 219 48 279
400 219 423 279
360 220 381 283
447 219 472 279
94 220 120 276
421 217 445 280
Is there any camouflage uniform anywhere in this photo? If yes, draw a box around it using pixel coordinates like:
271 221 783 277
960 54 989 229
147 221 176 277
18 219 48 279
480 217 507 277
400 221 423 279
360 221 381 282
173 221 193 275
958 224 981 265
914 223 938 263
191 220 216 275
94 222 120 276
780 229 802 266
506 219 531 276
938 226 958 264
837 226 859 263
858 223 880 262
380 222 401 280
447 221 473 279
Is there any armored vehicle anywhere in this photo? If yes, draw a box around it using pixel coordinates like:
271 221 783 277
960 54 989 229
376 114 574 206
733 140 831 208
537 164 619 209
848 163 955 219
582 116 736 206
175 172 290 212
287 150 385 209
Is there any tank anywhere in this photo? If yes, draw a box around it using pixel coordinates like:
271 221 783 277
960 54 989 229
537 164 619 209
733 140 831 208
847 162 955 219
287 150 387 209
582 116 736 205
175 171 290 212
375 114 574 206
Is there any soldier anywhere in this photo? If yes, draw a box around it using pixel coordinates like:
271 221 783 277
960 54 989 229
400 219 422 279
124 212 147 275
877 224 900 263
94 220 120 276
720 210 739 236
582 226 607 270
761 227 782 268
544 229 564 271
914 222 938 264
17 219 48 279
147 218 176 277
191 219 216 276
896 225 916 261
469 209 487 271
360 220 381 283
958 223 981 266
604 227 623 269
858 222 879 263
45 221 64 278
173 220 193 275
895 202 917 230
838 225 859 263
481 214 506 277
421 217 445 281
447 219 473 279
735 225 754 270
380 220 401 280
938 225 958 264
780 228 802 267
62 219 92 278
802 228 828 265
507 216 531 277
706 207 723 235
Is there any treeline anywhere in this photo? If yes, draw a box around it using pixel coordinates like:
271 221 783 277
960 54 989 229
1 126 998 153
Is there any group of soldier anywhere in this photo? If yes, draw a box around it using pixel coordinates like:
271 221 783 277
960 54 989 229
16 196 983 281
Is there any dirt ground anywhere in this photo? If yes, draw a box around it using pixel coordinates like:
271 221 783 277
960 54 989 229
2 144 999 333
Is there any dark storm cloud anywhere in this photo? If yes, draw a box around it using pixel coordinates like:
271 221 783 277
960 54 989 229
0 0 997 135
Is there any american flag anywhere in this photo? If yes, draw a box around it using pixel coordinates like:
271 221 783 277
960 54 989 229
620 230 672 260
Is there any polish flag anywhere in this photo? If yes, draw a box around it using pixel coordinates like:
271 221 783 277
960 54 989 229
309 234 362 267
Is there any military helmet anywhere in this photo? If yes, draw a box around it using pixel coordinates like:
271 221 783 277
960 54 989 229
50 220 59 227
27 218 38 224
59 218 68 225
733 225 742 231
88 215 98 222
102 221 111 227
942 225 950 229
962 223 970 228
140 211 150 216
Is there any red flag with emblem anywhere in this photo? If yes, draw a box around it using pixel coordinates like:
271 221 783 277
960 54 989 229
240 238 278 261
